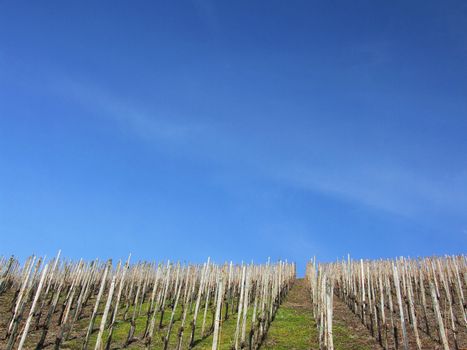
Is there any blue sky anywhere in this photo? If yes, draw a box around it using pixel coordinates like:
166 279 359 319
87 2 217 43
0 0 466 273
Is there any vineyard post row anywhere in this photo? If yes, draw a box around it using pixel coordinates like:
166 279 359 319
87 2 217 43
0 253 295 350
306 255 466 350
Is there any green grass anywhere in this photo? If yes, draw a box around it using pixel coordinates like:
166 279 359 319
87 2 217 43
19 282 376 350
262 308 373 350
262 306 317 350
62 299 258 349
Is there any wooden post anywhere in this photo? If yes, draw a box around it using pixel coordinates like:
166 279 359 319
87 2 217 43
212 275 224 350
106 255 130 350
95 275 117 350
393 263 409 350
82 260 111 350
430 281 450 350
18 264 49 350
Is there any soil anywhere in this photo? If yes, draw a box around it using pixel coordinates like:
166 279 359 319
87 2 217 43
263 279 383 350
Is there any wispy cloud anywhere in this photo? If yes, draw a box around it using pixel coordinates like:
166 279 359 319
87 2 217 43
276 162 467 219
52 78 467 224
55 79 209 146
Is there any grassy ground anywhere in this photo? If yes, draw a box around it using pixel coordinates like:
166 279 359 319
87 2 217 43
262 304 316 349
63 301 253 349
1 280 384 349
262 279 381 350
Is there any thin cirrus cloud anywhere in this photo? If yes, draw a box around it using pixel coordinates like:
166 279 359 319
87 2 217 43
54 79 467 226
55 78 209 147
277 163 467 220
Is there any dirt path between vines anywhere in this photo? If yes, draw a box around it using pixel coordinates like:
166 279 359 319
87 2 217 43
262 279 383 350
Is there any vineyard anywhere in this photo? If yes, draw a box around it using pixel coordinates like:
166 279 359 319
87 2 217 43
307 255 467 350
0 253 294 350
0 253 466 350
